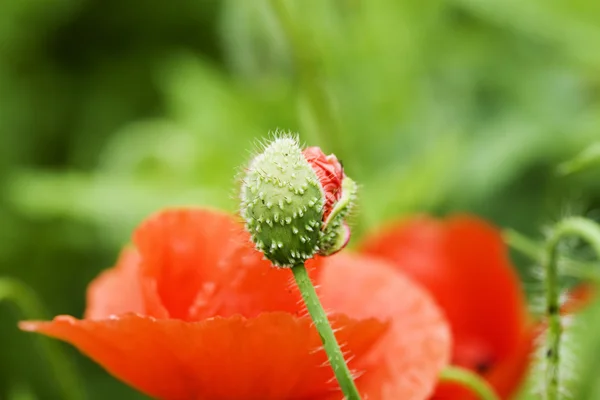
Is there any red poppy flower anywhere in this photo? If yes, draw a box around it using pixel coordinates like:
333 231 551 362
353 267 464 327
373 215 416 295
360 215 533 399
20 208 451 400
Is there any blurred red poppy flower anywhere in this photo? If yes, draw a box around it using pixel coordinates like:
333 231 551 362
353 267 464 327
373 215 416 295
20 208 451 400
361 215 533 399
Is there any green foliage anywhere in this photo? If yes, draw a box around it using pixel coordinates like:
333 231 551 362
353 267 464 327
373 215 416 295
2 0 600 398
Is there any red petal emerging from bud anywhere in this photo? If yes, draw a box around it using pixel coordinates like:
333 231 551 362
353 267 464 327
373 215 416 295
303 147 344 221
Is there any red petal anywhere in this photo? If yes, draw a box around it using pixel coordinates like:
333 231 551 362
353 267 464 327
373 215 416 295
318 252 452 400
361 215 529 396
85 248 145 319
133 209 308 321
303 147 344 220
484 328 534 398
20 313 387 400
433 328 535 399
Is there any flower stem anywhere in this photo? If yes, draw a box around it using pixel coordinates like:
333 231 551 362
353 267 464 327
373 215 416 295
543 217 600 400
291 263 361 400
504 228 600 283
503 229 543 261
0 278 85 400
439 366 499 400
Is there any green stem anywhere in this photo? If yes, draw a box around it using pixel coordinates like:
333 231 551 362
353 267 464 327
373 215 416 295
439 366 499 400
557 142 600 176
0 278 85 400
504 228 600 283
503 229 543 261
542 217 600 400
291 264 361 400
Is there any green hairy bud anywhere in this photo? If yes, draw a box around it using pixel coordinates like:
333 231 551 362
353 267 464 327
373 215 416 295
241 134 356 267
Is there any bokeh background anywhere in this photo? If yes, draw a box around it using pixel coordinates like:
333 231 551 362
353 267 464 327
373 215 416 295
2 0 600 399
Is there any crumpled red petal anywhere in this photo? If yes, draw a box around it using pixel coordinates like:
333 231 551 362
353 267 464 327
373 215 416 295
20 313 386 400
302 147 344 221
360 215 530 397
317 253 452 400
132 209 311 321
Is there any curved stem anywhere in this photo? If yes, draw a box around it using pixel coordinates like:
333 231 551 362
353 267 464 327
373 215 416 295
504 228 600 283
439 366 499 400
543 217 600 400
291 264 361 400
557 142 600 176
0 278 85 400
503 229 543 260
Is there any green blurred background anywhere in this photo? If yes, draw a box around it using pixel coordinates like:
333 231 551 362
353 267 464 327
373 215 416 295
2 0 600 399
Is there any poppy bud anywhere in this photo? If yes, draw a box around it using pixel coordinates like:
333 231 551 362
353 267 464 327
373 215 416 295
241 135 356 267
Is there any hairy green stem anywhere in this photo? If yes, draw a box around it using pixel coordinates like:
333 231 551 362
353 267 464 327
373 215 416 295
0 278 84 400
291 264 361 400
543 217 600 400
504 228 600 283
439 366 500 400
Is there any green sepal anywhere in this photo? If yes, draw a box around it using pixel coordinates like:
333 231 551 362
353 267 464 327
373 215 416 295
319 177 357 255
